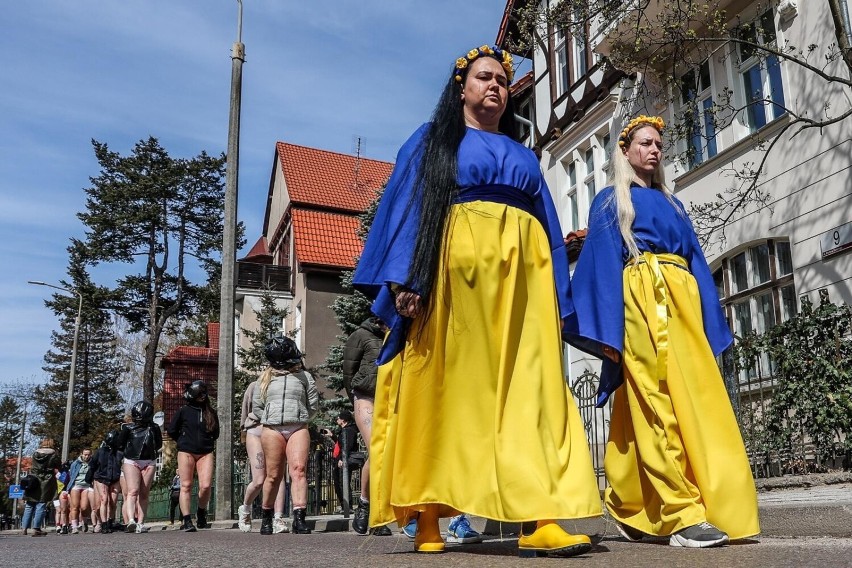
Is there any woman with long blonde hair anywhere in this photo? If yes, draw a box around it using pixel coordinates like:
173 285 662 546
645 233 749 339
565 115 759 548
252 334 317 535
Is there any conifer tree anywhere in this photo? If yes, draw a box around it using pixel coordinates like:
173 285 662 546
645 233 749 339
322 188 384 420
0 395 23 513
78 137 238 402
31 241 124 456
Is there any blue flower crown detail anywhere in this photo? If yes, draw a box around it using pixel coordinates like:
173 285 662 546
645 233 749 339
454 45 514 84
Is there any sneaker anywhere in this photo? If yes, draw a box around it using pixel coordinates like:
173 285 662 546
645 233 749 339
124 520 136 533
273 515 290 534
669 522 729 548
61 525 69 535
83 521 89 533
352 500 369 535
447 515 483 544
94 523 102 534
135 523 149 534
402 518 417 539
71 525 80 534
56 526 62 534
238 504 252 533
370 525 392 536
181 518 197 533
31 529 47 537
615 521 646 542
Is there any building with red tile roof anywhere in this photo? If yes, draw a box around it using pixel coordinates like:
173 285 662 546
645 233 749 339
252 141 392 393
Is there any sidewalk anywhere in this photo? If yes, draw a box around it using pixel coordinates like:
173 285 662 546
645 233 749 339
166 478 852 538
5 478 850 538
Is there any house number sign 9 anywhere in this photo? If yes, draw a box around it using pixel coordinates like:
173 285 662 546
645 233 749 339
821 221 852 259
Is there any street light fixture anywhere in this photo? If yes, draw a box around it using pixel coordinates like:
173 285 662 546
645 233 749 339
28 280 83 463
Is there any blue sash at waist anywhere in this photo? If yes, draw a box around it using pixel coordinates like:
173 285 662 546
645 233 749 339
454 184 537 219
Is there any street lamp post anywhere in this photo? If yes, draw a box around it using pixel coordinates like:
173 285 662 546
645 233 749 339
13 405 27 524
28 280 83 463
215 0 245 522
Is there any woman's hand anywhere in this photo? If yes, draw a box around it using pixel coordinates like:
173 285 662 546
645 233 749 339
602 346 621 363
395 289 423 319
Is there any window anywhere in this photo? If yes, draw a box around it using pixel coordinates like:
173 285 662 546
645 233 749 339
554 27 570 98
517 98 533 146
715 239 797 382
573 8 588 78
737 10 786 131
776 241 792 276
678 60 718 168
584 146 596 205
564 161 579 231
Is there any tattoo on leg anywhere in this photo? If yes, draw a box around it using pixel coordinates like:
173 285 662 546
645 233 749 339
254 452 266 470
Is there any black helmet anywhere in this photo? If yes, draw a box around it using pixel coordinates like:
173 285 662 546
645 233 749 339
183 380 208 401
264 334 302 370
131 401 154 423
104 430 120 450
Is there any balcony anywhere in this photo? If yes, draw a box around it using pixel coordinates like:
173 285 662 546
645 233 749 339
594 0 746 67
236 261 291 293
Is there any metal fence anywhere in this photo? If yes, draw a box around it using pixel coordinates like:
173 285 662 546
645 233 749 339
569 364 849 489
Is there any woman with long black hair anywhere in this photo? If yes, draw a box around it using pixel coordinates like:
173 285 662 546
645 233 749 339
352 44 601 557
167 380 219 532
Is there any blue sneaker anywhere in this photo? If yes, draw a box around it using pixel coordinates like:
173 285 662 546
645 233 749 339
447 514 483 544
402 517 417 539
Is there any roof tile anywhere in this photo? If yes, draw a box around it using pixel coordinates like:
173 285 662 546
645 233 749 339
291 209 362 269
277 142 393 212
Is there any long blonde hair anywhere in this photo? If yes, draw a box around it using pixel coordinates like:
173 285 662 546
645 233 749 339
258 363 302 401
609 123 672 261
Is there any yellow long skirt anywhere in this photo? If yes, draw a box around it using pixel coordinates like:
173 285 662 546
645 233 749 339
369 201 602 526
605 253 760 539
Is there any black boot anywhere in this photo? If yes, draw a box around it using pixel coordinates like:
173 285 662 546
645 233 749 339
291 508 312 534
182 515 197 533
352 498 369 535
260 508 274 535
196 507 210 529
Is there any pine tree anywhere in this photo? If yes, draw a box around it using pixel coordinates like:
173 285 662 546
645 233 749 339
0 395 23 514
321 188 384 421
31 242 125 457
232 289 290 460
78 137 239 402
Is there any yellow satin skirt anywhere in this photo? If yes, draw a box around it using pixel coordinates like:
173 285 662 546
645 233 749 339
369 201 602 526
605 253 759 539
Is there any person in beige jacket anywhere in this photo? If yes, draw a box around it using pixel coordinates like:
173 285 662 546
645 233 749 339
238 380 288 534
252 334 318 535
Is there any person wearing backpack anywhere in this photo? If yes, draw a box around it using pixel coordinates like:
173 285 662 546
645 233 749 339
20 438 61 536
117 401 163 534
167 380 220 533
86 430 123 533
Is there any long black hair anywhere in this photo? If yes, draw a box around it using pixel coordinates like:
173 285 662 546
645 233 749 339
407 55 517 309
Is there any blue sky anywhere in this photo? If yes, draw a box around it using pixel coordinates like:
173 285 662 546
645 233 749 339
0 0 512 387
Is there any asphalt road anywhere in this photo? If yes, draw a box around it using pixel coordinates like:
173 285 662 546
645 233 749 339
2 528 852 568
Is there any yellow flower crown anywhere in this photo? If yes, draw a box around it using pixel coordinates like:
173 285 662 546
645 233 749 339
454 44 514 84
618 115 666 147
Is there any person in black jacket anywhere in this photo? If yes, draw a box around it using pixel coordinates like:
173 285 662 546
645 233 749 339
86 430 123 533
117 401 163 534
341 317 391 536
167 380 220 533
329 410 363 516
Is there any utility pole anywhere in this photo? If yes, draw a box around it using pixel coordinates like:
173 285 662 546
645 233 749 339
215 0 245 522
